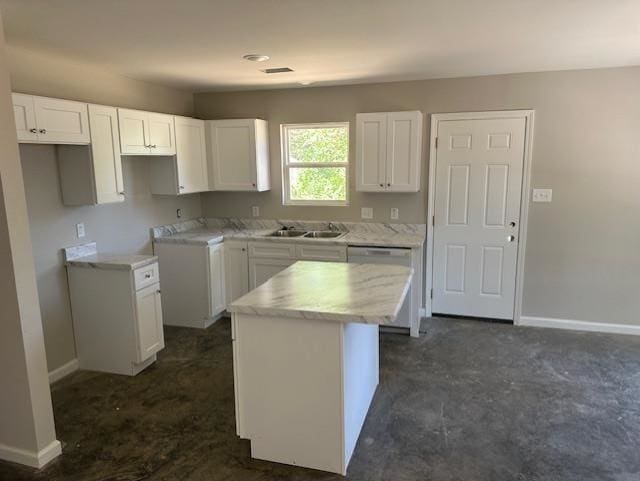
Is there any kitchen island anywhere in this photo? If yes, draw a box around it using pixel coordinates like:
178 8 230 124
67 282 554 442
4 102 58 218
228 261 413 475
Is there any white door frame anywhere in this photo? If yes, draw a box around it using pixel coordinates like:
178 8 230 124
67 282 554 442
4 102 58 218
425 110 535 324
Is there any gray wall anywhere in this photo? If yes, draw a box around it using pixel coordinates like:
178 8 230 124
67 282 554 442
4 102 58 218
9 50 200 372
195 67 640 327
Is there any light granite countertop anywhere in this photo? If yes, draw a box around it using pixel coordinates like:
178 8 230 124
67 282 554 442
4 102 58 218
66 253 158 271
153 225 425 249
228 261 413 324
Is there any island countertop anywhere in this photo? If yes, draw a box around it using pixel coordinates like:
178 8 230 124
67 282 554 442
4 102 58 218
228 261 413 324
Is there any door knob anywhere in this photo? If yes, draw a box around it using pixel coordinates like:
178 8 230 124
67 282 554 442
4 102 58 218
509 221 516 227
507 235 516 242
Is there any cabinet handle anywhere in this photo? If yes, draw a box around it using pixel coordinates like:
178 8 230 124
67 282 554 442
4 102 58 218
151 144 157 148
145 273 152 278
179 185 185 190
29 128 38 133
118 191 125 195
39 129 46 134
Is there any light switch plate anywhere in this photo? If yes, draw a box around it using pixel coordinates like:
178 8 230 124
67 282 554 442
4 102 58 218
390 208 399 220
532 188 553 203
361 207 373 219
252 206 260 217
76 222 85 238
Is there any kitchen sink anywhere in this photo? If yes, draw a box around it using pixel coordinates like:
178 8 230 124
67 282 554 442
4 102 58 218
267 229 307 237
302 231 345 239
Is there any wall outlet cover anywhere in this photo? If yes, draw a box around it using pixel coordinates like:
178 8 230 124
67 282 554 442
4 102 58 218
252 206 260 217
361 207 373 219
390 207 399 220
532 188 553 203
76 223 85 238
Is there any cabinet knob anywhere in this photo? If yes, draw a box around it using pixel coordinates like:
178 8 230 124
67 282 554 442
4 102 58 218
145 273 152 278
151 144 157 148
241 248 246 252
39 129 46 134
252 183 256 187
379 183 384 187
29 128 38 133
179 185 185 190
387 183 391 187
118 191 125 195
157 289 161 294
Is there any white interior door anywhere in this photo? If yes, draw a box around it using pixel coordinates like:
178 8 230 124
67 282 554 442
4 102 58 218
432 117 526 319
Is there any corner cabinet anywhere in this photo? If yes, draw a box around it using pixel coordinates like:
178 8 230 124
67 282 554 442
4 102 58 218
205 119 270 191
58 104 125 205
355 111 423 192
150 116 209 195
12 93 90 144
118 108 176 155
154 242 226 329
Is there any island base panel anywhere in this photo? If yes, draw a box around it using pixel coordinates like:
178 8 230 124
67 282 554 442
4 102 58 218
232 313 379 475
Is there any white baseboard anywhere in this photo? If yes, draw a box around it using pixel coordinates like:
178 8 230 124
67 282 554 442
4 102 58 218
519 316 640 336
48 358 79 384
0 439 61 468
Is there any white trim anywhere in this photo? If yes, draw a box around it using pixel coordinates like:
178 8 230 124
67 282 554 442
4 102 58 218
520 316 640 336
0 440 62 468
426 110 535 322
48 358 79 384
280 122 350 206
418 308 426 319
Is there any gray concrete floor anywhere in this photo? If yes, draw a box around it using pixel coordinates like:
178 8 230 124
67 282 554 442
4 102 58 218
1 317 639 481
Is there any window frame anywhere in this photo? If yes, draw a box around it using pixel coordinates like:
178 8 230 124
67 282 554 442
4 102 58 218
280 122 350 206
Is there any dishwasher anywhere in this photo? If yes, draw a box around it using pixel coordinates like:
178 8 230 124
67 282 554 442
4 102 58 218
347 246 412 330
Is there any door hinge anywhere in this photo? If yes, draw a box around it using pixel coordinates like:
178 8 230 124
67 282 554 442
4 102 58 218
432 215 435 226
435 137 438 149
430 288 433 299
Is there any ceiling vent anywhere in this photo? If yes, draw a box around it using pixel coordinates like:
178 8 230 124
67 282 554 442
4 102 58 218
261 67 294 74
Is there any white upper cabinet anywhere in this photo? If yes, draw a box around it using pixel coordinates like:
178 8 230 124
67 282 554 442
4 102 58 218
12 93 90 144
174 116 208 193
205 119 270 191
118 108 176 155
58 104 125 205
356 111 422 192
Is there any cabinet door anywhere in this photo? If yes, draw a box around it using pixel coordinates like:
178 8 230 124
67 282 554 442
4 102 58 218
175 116 208 193
12 93 38 142
207 119 258 191
33 96 90 144
356 113 387 192
118 108 150 154
88 104 125 204
135 283 165 362
224 242 249 305
208 243 226 317
248 258 296 290
385 111 422 192
148 113 176 155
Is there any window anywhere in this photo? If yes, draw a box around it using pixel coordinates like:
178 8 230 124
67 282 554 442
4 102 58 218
281 122 349 206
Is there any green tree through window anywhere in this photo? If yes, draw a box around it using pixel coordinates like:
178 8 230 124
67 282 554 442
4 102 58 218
282 123 349 204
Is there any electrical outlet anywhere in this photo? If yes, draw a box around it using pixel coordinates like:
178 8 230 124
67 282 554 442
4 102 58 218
252 206 260 217
532 188 553 203
176 208 182 219
76 223 85 238
361 207 373 220
390 208 399 220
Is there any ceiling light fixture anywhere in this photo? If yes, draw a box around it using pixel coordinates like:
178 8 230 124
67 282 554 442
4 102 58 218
243 54 270 62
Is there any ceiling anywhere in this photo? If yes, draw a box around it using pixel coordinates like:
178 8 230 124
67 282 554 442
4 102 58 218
1 0 639 92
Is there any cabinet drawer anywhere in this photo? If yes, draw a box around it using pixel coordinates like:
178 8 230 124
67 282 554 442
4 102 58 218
296 245 347 262
134 262 160 291
248 242 296 259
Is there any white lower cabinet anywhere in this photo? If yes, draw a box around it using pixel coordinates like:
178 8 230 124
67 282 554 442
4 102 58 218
154 242 226 328
224 241 249 305
246 242 347 290
249 257 297 290
66 262 164 376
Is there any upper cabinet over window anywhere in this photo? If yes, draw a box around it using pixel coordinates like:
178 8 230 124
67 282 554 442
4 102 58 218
12 93 90 144
355 111 423 192
205 119 270 191
118 108 176 155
